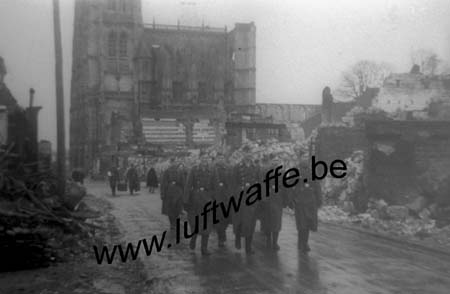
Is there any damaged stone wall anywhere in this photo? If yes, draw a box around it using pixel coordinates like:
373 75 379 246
366 121 450 205
367 139 416 205
414 139 450 206
316 121 450 207
315 126 367 164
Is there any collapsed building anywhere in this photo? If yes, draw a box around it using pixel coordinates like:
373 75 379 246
315 66 450 214
373 69 450 119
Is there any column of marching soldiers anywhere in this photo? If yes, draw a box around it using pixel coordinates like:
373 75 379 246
159 152 321 256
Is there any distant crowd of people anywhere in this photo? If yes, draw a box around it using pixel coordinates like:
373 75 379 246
107 164 159 196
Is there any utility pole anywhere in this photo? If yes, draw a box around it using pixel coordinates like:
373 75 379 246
53 0 66 194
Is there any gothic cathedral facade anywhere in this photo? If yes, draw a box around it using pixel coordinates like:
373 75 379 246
70 0 256 171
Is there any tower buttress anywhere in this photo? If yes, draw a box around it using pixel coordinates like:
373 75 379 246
70 0 143 171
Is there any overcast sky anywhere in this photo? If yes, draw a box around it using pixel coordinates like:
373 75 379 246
1 0 449 144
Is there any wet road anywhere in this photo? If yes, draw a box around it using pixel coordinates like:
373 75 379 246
89 182 450 294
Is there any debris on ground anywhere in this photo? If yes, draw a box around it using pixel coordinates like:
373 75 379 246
318 205 351 222
0 189 148 294
0 149 104 272
405 195 428 214
318 149 450 249
321 150 365 211
385 205 409 221
318 202 450 249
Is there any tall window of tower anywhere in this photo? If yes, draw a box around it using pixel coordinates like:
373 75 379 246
224 80 233 103
198 81 207 103
107 0 117 10
108 31 117 57
173 81 183 103
143 60 150 75
119 32 128 57
119 0 126 12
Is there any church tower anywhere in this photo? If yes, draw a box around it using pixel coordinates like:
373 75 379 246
70 0 142 171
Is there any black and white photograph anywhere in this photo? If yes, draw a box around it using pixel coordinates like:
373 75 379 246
1 0 450 293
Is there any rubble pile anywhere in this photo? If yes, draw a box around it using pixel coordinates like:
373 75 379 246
228 139 308 166
318 150 450 248
0 152 102 271
318 199 450 248
321 150 364 210
153 140 309 175
318 205 350 222
361 199 450 238
350 199 438 237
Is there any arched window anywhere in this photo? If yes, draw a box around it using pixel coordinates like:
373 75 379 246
119 32 127 57
119 0 126 12
107 0 116 10
108 31 117 57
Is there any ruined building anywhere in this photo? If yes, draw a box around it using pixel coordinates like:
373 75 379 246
373 70 450 115
0 57 42 169
70 0 256 170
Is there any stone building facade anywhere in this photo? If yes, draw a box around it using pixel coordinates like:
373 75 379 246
372 71 450 115
70 0 256 170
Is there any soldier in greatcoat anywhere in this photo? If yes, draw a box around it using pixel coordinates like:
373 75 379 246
177 162 188 180
254 158 264 232
260 156 287 251
232 154 261 254
107 165 120 196
126 164 140 195
212 153 232 248
289 162 322 253
160 158 185 230
146 165 158 193
184 154 215 255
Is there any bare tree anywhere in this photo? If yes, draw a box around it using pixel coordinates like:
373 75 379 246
411 49 441 75
338 60 391 100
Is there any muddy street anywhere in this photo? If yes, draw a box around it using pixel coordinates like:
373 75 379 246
87 182 450 294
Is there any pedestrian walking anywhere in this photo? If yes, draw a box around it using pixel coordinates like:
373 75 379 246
289 162 322 253
260 156 287 251
255 157 268 232
177 162 187 180
184 154 215 256
146 166 158 193
160 158 185 230
126 164 140 195
232 154 260 254
212 153 232 248
107 165 120 196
